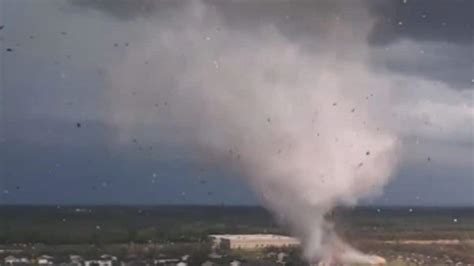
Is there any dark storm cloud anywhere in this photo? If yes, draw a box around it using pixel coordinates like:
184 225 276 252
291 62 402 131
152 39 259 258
0 117 255 205
70 0 472 45
69 0 472 90
366 0 473 89
69 0 358 47
368 0 473 45
2 0 472 206
371 42 473 89
69 0 163 20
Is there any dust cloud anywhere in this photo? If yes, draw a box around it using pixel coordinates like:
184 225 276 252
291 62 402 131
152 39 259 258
106 1 398 264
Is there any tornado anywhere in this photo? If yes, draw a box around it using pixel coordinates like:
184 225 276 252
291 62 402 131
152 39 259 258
106 1 399 264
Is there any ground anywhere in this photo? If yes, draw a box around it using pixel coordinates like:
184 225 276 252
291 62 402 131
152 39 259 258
0 206 473 265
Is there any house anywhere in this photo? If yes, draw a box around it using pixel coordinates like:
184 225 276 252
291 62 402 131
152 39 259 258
100 254 117 261
70 255 83 265
201 260 216 266
154 257 180 265
37 255 54 265
4 255 30 265
208 252 223 259
5 255 19 265
84 259 113 266
230 260 241 266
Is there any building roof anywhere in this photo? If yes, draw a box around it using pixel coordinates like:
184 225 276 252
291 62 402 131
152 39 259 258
210 234 299 241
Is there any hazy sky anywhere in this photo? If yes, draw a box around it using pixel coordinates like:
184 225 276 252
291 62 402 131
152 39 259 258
0 0 472 206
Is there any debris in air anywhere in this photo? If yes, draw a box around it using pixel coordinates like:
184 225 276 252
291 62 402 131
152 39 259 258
6 48 13 52
351 108 355 113
76 122 81 128
366 151 370 156
427 157 431 162
0 25 4 30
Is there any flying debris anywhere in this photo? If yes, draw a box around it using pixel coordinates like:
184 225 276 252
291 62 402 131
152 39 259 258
76 122 81 128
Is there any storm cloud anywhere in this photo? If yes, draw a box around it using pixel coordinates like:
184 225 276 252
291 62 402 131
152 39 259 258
0 0 472 206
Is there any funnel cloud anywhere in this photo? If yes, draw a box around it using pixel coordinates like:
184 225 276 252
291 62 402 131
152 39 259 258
105 1 399 263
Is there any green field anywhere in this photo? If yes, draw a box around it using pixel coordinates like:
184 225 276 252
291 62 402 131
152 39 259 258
0 206 473 264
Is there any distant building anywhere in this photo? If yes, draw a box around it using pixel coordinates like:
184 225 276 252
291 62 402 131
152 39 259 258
154 257 180 265
37 255 54 265
100 254 117 262
4 255 30 265
69 255 83 265
84 259 113 266
230 260 242 266
210 234 300 250
201 260 216 266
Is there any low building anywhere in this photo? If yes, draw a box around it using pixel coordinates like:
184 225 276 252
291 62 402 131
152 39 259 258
230 260 241 266
154 257 180 265
201 261 216 266
210 234 300 250
37 255 54 265
4 255 30 265
84 259 113 266
69 255 83 265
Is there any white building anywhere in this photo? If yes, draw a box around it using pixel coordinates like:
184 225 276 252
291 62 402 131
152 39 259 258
84 259 113 266
4 255 30 265
230 260 241 266
210 234 300 250
69 255 83 265
154 258 180 265
37 255 54 265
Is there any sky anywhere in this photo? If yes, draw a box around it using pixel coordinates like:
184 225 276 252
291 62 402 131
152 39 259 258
0 0 472 206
